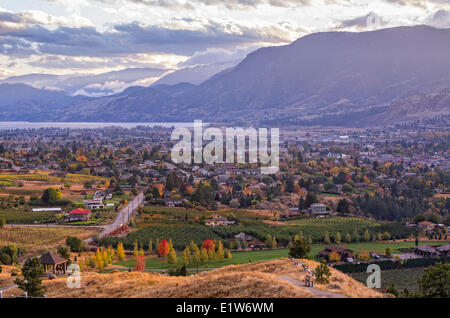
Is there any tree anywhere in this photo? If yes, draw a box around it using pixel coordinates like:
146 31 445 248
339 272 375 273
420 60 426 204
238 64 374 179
14 258 46 297
158 239 170 261
200 248 209 262
265 234 273 248
202 239 215 254
336 199 350 215
363 229 370 242
335 231 341 243
41 187 62 203
386 284 400 297
414 214 426 223
148 239 153 254
168 247 177 265
57 245 71 259
117 242 125 261
315 260 331 284
0 217 5 228
216 241 225 259
345 233 351 243
66 236 82 252
271 236 277 249
95 248 104 268
323 231 331 244
385 247 392 257
427 213 441 224
418 262 450 298
329 251 340 262
288 237 311 259
134 256 145 272
152 187 161 199
182 247 190 265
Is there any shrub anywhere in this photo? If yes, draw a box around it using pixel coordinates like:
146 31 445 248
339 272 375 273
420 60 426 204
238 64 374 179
315 260 332 284
0 253 12 265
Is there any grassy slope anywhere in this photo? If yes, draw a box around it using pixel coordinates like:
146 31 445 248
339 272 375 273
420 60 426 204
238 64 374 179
42 259 384 298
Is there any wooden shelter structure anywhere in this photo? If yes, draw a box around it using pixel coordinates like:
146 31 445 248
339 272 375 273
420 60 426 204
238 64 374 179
40 253 68 275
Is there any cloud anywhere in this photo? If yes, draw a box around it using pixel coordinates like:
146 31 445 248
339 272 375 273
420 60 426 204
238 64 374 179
28 55 116 69
427 9 450 28
180 45 258 67
337 12 389 30
92 0 311 9
0 13 291 59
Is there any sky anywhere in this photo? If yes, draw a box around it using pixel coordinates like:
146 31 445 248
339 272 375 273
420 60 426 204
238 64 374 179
0 0 449 79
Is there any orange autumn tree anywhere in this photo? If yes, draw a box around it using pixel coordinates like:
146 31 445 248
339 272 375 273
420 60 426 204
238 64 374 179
202 239 215 254
158 239 170 261
134 255 145 272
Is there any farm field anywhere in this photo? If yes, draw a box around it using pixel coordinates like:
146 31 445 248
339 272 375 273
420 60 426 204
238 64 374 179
113 241 449 270
0 210 57 224
350 268 425 291
0 226 99 250
114 248 290 270
101 215 418 251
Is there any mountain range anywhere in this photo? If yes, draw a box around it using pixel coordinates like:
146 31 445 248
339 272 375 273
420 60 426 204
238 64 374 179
1 25 449 127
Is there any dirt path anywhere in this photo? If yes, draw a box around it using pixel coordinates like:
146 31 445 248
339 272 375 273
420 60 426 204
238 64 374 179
0 284 17 293
278 275 348 298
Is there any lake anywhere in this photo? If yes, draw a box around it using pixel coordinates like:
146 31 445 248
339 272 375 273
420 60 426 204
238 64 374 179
0 122 195 130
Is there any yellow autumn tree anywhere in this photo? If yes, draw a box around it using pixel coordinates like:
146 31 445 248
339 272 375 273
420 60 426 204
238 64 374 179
95 248 104 269
217 241 225 259
329 251 340 262
167 247 177 265
117 242 125 261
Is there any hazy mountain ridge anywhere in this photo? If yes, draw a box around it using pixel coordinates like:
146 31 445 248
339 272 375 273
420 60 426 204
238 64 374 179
0 26 449 126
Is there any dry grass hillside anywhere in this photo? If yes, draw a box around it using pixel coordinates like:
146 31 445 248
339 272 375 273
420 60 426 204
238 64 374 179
41 259 384 298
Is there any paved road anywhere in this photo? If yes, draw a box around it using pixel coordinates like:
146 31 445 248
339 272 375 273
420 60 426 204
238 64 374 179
278 275 348 298
84 193 145 244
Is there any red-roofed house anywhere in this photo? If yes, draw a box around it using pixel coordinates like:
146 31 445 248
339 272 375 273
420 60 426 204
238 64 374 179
418 221 435 231
68 208 91 222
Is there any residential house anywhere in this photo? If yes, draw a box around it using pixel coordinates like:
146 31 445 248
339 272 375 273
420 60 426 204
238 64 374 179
318 245 354 261
83 199 104 210
309 203 329 216
418 221 435 231
68 208 91 222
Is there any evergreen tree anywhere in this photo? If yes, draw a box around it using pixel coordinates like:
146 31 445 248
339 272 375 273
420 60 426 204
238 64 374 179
14 258 46 297
315 260 332 284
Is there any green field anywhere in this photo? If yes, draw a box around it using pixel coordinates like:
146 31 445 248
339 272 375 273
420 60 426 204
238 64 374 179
101 215 418 251
115 248 290 270
0 210 57 224
113 241 449 270
350 268 425 291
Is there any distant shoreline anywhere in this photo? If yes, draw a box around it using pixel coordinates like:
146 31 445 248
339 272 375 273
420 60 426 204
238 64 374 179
0 122 197 130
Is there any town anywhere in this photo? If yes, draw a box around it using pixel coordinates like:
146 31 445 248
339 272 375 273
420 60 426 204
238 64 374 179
0 122 448 298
